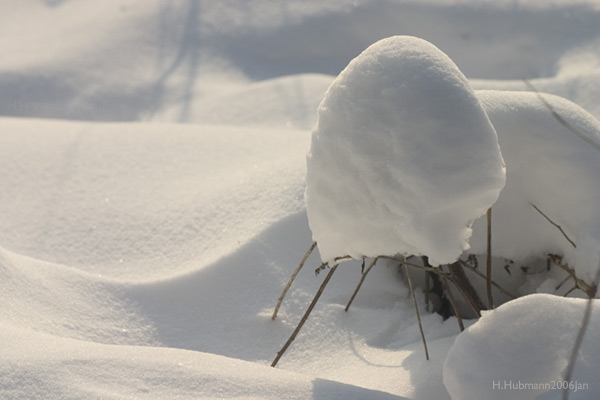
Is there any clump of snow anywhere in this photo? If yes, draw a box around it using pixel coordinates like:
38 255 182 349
305 35 505 265
443 294 600 400
469 90 600 283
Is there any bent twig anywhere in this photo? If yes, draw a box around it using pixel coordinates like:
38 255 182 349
404 261 429 360
271 262 339 367
345 258 378 312
486 208 494 308
272 241 317 320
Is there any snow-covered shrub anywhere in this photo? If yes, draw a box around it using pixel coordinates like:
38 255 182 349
305 35 506 266
305 35 600 291
299 33 600 400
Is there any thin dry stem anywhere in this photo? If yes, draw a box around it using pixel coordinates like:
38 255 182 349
378 255 451 276
345 258 378 312
563 285 578 297
272 241 317 320
548 254 596 298
562 262 600 400
271 262 339 367
530 203 577 248
458 259 517 299
425 271 431 312
523 79 600 152
486 208 494 309
404 262 429 360
447 262 486 317
555 273 572 292
315 255 352 275
440 268 464 331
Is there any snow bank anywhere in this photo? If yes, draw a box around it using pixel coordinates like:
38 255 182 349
0 209 453 399
444 294 600 400
0 118 309 280
305 36 505 265
470 90 600 283
0 324 406 400
2 1 600 399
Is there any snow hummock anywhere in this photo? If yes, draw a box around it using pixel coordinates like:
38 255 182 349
1 324 403 400
444 294 600 400
470 90 600 283
305 36 505 265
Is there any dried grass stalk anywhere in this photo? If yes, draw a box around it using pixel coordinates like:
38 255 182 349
271 262 339 367
272 241 317 320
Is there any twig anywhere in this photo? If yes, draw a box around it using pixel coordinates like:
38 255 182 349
447 261 486 317
523 80 600 153
272 241 317 320
345 258 378 312
271 262 339 367
530 203 577 248
404 262 429 360
458 259 517 299
548 254 596 298
425 271 431 312
486 207 494 309
378 255 451 276
555 274 572 292
314 262 329 276
563 285 578 297
315 255 352 275
562 262 600 400
422 256 486 316
440 267 464 331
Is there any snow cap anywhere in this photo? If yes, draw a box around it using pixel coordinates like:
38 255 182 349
305 36 506 265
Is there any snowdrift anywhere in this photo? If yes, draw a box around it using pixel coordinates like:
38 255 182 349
1 1 600 399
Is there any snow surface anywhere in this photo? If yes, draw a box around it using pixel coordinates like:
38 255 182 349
444 294 600 400
1 1 600 399
305 35 505 265
471 90 600 283
1 323 403 400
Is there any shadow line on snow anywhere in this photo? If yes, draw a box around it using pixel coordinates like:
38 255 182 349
311 378 409 400
125 210 320 361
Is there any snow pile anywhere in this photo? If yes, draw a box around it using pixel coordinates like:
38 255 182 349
305 36 505 265
470 91 600 283
444 294 600 400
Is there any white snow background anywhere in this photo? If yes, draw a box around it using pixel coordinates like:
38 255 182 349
1 1 600 399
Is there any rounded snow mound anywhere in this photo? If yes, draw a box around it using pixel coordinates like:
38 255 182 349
471 90 600 283
305 35 506 265
443 294 600 400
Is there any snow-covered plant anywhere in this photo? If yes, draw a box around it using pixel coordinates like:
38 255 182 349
305 35 506 266
273 35 600 372
274 35 508 366
303 35 600 299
